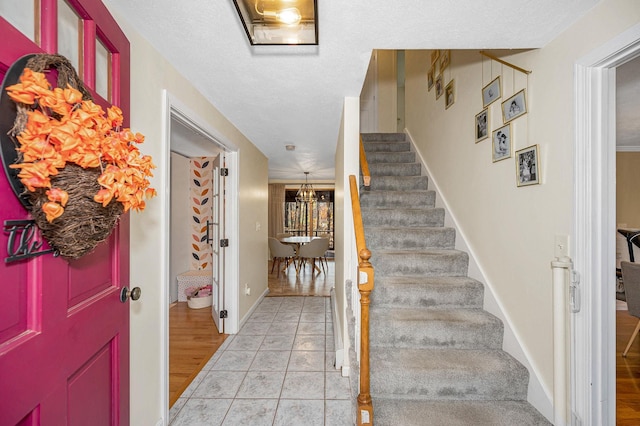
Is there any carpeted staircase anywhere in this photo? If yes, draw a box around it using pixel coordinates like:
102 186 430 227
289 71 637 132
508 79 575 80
358 132 551 426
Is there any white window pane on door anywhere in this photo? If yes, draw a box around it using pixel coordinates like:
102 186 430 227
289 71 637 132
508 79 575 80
95 39 110 100
57 0 80 73
0 0 36 42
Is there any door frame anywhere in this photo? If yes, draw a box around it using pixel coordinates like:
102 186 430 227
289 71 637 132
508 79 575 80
160 90 240 419
573 23 640 425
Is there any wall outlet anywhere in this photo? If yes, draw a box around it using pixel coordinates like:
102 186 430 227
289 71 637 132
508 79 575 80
255 222 261 231
244 283 251 296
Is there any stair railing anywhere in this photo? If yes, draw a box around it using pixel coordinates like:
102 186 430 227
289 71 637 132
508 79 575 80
359 136 371 188
349 174 374 425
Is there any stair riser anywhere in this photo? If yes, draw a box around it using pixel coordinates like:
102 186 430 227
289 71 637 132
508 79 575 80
362 208 445 227
373 251 469 277
367 152 416 164
370 368 527 401
370 163 421 176
366 228 455 250
368 176 428 191
371 282 483 309
361 191 435 208
362 133 407 142
369 316 503 350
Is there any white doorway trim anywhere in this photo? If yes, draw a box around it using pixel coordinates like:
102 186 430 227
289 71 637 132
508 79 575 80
573 24 640 426
160 90 240 422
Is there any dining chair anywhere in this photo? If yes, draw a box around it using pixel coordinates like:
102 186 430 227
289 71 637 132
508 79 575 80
621 261 640 357
296 238 330 275
268 237 296 278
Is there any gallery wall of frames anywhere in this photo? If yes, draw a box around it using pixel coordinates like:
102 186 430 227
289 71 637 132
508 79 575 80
428 50 540 187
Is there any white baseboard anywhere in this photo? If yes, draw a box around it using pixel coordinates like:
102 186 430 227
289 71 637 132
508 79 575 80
238 288 270 331
331 288 345 370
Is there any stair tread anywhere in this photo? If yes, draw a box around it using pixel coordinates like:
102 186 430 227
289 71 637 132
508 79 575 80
370 307 500 324
365 226 453 232
371 248 467 256
370 347 525 373
375 275 482 287
373 399 552 426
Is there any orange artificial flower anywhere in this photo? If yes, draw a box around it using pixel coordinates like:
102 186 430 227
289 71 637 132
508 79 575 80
46 188 69 207
7 68 156 221
42 201 64 223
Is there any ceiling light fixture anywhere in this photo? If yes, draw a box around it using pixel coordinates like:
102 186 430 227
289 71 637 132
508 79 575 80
232 0 318 45
296 172 316 203
285 144 296 151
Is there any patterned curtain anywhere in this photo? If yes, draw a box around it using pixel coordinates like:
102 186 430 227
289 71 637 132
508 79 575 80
268 184 285 238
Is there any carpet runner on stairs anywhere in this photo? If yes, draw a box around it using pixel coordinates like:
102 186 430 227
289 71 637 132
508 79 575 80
358 132 551 426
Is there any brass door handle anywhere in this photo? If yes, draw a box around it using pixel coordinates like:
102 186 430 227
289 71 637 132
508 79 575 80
120 286 141 303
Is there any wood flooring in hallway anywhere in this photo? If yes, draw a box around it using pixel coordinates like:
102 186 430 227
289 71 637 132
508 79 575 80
617 308 640 425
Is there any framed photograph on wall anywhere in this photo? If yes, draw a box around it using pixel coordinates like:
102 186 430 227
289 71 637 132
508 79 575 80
445 80 455 109
492 124 511 162
427 68 434 91
440 50 451 71
482 76 501 107
516 144 540 186
435 74 444 99
475 108 489 143
431 50 440 65
502 89 527 123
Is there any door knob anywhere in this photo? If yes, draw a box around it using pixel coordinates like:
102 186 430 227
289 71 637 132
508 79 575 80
120 286 141 303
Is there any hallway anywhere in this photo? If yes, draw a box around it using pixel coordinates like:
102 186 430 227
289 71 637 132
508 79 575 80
169 296 351 425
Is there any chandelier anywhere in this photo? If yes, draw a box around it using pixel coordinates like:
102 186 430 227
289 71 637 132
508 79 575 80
296 172 316 203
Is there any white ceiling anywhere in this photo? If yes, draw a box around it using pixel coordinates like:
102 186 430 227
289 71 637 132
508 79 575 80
105 0 603 180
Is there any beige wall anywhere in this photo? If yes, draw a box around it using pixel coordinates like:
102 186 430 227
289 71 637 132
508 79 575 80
169 152 191 303
334 97 361 370
106 7 268 425
617 152 640 228
376 50 398 133
403 0 640 405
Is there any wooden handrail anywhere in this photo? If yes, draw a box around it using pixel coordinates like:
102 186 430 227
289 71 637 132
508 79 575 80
359 136 371 188
349 174 374 425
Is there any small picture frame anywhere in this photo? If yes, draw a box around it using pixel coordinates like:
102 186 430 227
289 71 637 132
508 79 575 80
475 108 489 143
445 80 455 109
492 124 511 162
427 68 434 91
516 144 540 186
440 50 451 71
435 74 444 99
502 89 527 123
482 76 501 107
431 50 440 65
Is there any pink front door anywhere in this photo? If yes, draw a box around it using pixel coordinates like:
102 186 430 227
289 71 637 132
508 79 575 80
0 1 131 424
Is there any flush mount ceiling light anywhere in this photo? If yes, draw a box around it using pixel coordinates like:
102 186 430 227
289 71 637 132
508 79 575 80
232 0 318 45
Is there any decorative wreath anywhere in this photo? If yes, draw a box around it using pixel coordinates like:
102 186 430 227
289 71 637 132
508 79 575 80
1 54 156 259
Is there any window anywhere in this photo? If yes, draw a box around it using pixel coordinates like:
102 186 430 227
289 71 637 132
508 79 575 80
284 189 334 249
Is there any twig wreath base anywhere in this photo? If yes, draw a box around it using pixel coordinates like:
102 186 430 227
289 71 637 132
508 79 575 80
28 164 124 259
4 54 155 259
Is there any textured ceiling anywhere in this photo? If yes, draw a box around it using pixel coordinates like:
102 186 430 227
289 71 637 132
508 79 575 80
104 0 602 180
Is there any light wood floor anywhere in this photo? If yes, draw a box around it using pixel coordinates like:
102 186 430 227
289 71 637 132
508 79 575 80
617 309 640 424
169 303 227 407
267 258 334 296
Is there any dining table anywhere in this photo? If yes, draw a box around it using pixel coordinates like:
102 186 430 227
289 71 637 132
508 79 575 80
279 236 314 246
278 236 321 274
618 228 640 262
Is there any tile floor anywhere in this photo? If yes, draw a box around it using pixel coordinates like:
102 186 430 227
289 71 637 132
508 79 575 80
169 296 353 425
